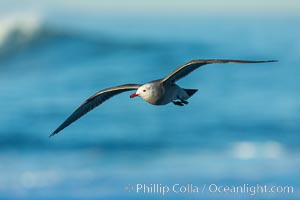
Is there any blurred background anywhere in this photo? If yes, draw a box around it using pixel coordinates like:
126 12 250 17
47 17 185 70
0 0 299 199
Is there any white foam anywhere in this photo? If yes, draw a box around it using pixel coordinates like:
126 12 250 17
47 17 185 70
0 12 43 47
262 141 284 159
231 141 285 160
232 142 257 159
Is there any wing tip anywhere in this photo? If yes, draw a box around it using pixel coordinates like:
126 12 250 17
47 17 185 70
225 59 279 64
189 59 279 64
230 59 279 63
49 128 61 138
49 131 57 138
263 60 278 63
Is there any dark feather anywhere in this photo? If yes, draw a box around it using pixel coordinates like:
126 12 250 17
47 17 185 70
162 59 277 84
50 84 140 137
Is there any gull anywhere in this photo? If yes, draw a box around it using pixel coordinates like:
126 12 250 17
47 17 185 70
50 59 277 137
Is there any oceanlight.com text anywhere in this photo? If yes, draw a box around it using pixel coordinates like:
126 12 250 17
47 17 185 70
125 183 294 196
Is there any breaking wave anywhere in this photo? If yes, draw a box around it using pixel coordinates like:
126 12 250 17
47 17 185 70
0 13 44 55
0 12 169 60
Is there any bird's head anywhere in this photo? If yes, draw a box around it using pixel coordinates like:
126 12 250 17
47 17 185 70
130 83 154 101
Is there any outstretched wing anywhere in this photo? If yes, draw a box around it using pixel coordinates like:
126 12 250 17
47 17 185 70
50 84 141 137
162 59 277 84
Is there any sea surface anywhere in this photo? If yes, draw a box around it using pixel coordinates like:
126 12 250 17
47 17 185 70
0 13 299 199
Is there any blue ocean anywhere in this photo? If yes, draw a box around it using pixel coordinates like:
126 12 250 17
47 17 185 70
0 12 299 199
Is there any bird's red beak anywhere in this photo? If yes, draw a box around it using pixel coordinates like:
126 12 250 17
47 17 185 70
130 93 139 98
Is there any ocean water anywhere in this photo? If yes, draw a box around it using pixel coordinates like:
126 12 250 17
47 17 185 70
0 13 299 199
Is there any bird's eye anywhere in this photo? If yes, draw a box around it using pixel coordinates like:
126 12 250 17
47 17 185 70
143 89 146 92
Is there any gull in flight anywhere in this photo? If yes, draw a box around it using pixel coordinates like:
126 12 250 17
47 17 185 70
50 59 277 137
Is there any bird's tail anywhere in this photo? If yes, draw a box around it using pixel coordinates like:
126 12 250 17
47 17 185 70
184 89 198 97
